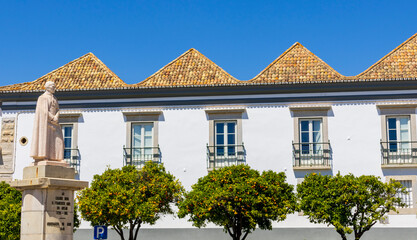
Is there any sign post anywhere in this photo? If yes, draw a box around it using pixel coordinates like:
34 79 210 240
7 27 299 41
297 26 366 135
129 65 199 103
94 226 108 239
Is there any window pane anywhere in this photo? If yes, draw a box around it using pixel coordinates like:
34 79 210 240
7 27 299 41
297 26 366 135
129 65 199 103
132 125 142 147
216 146 224 156
313 132 321 143
388 130 397 141
301 144 309 154
227 146 236 155
401 142 410 150
216 134 224 145
144 125 152 136
64 138 72 148
313 143 322 154
227 134 235 145
400 130 409 142
64 127 72 137
397 180 413 208
64 149 71 159
300 121 309 131
133 136 141 147
400 118 409 130
144 136 152 147
388 118 396 129
216 123 224 133
389 143 398 152
227 123 235 134
132 125 142 136
301 132 309 143
312 120 321 132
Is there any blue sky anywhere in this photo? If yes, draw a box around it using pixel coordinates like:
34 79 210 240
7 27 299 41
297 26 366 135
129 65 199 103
0 0 416 86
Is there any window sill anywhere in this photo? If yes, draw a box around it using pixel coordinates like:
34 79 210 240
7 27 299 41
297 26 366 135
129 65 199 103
389 208 417 215
293 166 332 170
381 164 417 169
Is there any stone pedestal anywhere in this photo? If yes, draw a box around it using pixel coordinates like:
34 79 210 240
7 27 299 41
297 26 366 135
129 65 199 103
11 165 88 240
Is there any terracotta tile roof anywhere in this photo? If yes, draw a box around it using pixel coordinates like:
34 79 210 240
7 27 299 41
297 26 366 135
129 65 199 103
356 33 417 80
250 43 344 83
134 48 239 87
0 53 127 92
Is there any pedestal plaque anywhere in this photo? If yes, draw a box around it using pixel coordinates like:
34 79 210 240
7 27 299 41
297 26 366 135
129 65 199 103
11 165 88 240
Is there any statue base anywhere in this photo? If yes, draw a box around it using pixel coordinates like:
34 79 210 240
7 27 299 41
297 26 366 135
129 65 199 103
11 165 88 240
31 159 69 167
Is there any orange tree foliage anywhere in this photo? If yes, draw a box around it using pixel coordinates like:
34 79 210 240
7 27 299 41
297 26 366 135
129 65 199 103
0 181 21 240
77 162 184 240
297 173 406 240
178 165 296 240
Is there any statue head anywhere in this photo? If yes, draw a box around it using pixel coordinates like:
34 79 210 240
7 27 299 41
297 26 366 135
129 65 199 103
45 81 56 94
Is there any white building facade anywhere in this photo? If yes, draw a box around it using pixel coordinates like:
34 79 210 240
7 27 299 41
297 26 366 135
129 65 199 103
1 34 417 239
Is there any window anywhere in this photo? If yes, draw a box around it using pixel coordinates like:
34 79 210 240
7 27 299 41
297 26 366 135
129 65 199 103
59 113 81 175
290 106 331 169
215 121 237 157
300 119 322 155
62 124 74 160
123 112 161 168
386 175 417 214
131 123 154 162
206 109 245 170
396 180 413 208
378 105 417 166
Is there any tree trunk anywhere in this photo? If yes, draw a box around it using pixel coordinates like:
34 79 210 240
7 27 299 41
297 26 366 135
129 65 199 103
114 225 125 240
336 230 347 240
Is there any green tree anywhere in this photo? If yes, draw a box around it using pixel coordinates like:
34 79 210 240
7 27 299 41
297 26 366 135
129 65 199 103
77 162 184 240
0 181 81 240
178 165 296 240
297 173 406 240
0 181 21 240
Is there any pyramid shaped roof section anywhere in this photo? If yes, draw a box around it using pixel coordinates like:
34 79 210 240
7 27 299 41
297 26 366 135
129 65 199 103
356 33 417 80
0 53 128 92
134 49 240 87
250 43 345 83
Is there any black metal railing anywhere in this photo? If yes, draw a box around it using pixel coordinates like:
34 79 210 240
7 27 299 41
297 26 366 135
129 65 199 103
292 141 332 167
380 141 417 165
63 148 80 173
207 144 246 170
123 146 161 168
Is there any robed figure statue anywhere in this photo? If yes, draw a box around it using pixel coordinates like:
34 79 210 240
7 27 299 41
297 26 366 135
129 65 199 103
30 81 64 162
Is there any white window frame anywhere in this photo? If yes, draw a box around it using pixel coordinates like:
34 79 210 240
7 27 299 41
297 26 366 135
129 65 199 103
386 116 411 152
386 175 417 214
205 109 245 170
123 111 161 167
378 105 417 167
214 120 237 157
290 106 331 170
59 113 81 177
61 124 75 160
299 119 323 155
131 122 154 161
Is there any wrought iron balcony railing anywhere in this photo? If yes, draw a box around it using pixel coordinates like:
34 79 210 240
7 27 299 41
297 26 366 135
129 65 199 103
207 144 246 170
63 148 80 173
380 141 417 165
123 146 162 168
292 141 332 168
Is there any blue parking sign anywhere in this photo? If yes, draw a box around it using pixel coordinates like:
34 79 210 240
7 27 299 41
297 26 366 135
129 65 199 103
94 225 107 239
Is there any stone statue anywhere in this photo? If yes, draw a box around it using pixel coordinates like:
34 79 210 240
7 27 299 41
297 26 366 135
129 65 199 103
30 81 64 163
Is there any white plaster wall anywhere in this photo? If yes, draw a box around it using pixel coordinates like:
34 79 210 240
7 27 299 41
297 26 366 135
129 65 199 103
77 110 125 182
330 104 383 177
6 100 417 229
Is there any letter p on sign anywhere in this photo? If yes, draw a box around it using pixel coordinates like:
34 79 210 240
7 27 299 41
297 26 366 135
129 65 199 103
94 226 107 239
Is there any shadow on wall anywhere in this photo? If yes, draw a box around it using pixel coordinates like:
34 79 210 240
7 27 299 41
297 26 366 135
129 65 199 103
0 147 3 165
382 168 417 176
294 169 333 179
